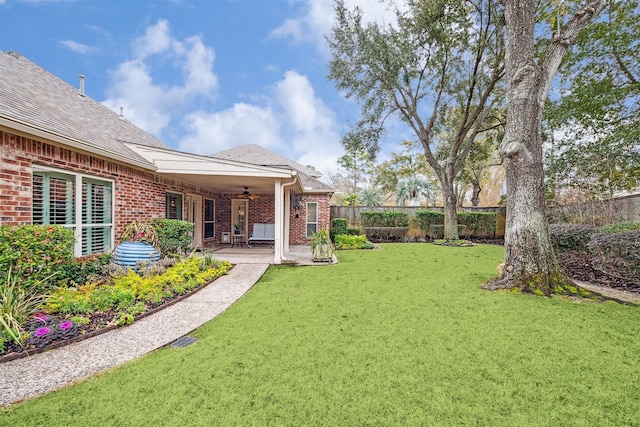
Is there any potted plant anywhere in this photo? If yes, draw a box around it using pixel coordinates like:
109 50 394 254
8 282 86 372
113 220 160 268
311 229 334 262
234 224 241 234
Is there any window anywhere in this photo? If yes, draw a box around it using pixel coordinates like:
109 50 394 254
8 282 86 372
166 193 183 220
33 168 113 256
82 179 113 256
306 202 318 238
204 198 215 239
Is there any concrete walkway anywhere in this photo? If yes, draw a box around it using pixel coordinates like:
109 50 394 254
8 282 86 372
0 263 268 408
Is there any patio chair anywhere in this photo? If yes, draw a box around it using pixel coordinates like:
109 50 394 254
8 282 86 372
248 223 275 248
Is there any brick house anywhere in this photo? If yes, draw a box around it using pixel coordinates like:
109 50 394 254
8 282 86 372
0 52 334 264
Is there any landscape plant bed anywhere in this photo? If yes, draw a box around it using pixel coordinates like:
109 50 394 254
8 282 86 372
433 239 475 247
1 256 233 362
559 250 640 292
0 278 219 363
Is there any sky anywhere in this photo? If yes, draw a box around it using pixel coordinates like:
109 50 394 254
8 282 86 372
0 0 407 178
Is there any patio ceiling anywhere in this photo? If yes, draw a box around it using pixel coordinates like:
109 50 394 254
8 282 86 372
160 173 282 194
124 142 302 194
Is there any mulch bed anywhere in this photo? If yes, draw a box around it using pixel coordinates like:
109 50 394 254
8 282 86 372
558 250 640 293
0 284 207 364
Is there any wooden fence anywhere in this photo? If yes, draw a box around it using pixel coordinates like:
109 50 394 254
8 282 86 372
330 206 506 238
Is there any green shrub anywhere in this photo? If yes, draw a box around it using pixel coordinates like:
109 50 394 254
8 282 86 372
587 231 640 285
56 253 112 287
415 210 444 231
600 222 640 233
45 257 232 316
361 211 409 227
549 224 598 252
331 218 348 241
334 234 372 250
428 224 467 239
457 212 497 236
416 211 496 237
0 225 75 292
152 218 195 256
363 227 408 242
347 227 361 236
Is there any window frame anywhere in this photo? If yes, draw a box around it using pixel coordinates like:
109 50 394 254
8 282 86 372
204 198 215 239
165 192 184 220
306 201 318 238
32 165 114 256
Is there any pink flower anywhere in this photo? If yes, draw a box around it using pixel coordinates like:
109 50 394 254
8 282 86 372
60 321 73 330
34 313 48 322
34 327 51 337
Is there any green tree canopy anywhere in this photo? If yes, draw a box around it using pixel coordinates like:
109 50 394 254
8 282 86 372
545 0 640 201
327 0 505 239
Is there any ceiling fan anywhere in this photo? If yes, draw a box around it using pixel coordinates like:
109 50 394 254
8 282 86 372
233 186 260 200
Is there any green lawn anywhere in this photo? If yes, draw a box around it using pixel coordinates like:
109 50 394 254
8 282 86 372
2 244 640 426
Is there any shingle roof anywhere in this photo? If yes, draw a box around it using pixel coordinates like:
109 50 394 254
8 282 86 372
0 51 168 168
211 144 335 193
212 144 320 177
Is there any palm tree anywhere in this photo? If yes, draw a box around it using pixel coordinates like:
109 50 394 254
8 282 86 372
396 176 436 206
359 187 384 206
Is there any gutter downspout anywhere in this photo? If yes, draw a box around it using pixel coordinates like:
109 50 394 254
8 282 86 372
275 176 298 265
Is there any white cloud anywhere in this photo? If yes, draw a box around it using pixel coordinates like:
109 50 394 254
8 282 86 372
274 71 342 171
270 0 401 55
132 20 173 58
179 103 282 154
58 39 96 54
178 70 343 173
102 19 218 137
101 18 343 174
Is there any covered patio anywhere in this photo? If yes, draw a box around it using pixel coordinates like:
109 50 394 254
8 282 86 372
209 244 337 266
125 142 306 265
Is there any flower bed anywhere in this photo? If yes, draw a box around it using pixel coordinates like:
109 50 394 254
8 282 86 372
1 255 232 361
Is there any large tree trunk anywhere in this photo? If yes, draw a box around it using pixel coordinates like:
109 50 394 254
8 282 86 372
499 0 559 293
441 169 459 240
471 179 481 207
495 0 606 294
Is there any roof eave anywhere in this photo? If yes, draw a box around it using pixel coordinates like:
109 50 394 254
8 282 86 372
0 115 157 171
125 142 299 178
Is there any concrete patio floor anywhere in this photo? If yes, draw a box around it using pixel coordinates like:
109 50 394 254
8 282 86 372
208 244 337 266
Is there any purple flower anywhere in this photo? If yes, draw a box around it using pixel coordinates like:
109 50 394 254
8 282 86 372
34 327 51 337
59 321 73 330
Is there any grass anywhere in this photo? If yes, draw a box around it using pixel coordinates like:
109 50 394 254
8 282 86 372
2 243 640 426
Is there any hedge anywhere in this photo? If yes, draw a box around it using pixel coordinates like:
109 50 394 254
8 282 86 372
360 211 409 227
331 218 348 241
416 210 497 237
415 210 444 231
457 212 497 236
347 227 361 236
334 234 374 250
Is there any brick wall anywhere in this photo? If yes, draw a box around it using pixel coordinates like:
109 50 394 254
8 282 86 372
0 130 332 247
290 193 332 244
218 193 332 245
0 130 217 245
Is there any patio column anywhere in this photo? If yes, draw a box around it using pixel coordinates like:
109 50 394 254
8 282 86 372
273 179 283 264
283 186 291 255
